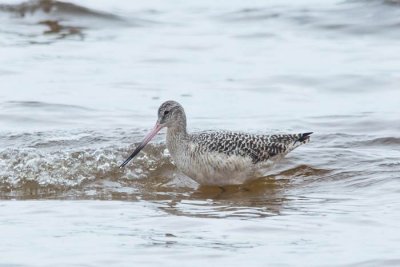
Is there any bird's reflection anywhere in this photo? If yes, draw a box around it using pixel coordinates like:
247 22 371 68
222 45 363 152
153 165 330 219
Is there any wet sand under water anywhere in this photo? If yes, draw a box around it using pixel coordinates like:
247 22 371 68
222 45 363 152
1 0 400 266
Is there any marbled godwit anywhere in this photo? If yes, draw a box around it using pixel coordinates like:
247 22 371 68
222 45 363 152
120 100 312 185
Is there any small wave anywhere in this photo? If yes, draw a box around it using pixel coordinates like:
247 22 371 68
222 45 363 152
272 164 331 178
369 137 400 146
4 101 94 111
352 0 400 6
351 137 400 147
386 0 400 5
0 0 122 21
0 101 100 130
220 8 280 22
0 0 127 42
218 2 400 38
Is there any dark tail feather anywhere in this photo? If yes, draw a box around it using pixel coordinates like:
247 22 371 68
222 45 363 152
297 132 313 143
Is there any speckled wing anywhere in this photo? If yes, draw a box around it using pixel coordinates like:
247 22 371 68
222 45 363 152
191 131 312 164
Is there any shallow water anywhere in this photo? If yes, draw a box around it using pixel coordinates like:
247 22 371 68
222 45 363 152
1 0 400 266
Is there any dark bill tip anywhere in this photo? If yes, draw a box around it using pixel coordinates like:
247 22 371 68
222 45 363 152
119 143 145 168
119 123 162 168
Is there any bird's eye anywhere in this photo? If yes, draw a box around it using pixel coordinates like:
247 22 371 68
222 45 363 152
164 110 169 116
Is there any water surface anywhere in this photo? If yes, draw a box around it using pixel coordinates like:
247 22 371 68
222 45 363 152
1 0 400 266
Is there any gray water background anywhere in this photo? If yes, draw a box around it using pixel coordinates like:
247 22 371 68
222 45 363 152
1 0 400 266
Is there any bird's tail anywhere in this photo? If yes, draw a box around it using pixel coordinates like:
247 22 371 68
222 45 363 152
284 132 313 155
296 132 313 144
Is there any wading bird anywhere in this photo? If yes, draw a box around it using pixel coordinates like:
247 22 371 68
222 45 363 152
120 100 312 185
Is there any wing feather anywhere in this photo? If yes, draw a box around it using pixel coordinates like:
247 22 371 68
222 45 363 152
191 131 311 164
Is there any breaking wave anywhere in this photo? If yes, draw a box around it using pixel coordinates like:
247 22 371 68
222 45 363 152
0 129 175 197
1 128 398 200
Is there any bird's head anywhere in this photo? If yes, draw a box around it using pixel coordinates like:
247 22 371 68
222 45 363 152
120 100 186 168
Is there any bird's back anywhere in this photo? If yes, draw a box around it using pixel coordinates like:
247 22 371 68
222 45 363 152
191 131 312 163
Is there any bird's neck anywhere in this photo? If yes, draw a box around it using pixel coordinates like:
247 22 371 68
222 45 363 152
167 123 188 140
167 112 188 139
166 118 189 158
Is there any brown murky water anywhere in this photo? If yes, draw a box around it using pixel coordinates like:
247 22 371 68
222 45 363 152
1 0 400 266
